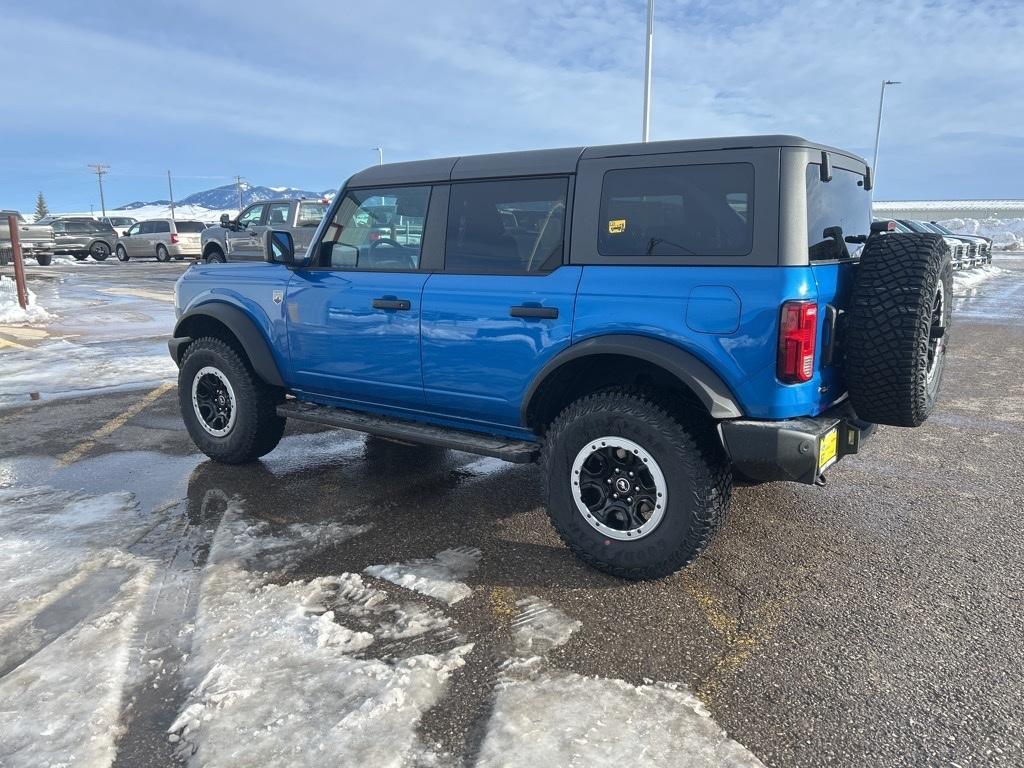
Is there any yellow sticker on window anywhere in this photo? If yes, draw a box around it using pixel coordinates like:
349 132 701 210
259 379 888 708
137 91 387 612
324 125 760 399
608 219 626 234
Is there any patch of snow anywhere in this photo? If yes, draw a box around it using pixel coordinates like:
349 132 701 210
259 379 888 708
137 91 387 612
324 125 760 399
0 276 53 325
953 265 1003 292
937 216 1024 251
475 665 765 768
0 486 156 768
511 596 581 655
171 507 474 767
365 547 482 605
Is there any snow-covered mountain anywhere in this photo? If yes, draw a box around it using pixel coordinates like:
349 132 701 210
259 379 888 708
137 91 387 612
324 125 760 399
115 182 331 212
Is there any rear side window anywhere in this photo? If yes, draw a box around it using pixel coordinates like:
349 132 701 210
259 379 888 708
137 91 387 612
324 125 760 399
598 163 754 257
446 177 567 273
153 221 170 233
806 164 871 260
175 221 205 233
267 203 291 226
297 202 328 227
318 185 430 270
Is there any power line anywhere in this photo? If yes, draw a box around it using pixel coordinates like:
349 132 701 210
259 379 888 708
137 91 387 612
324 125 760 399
87 163 110 219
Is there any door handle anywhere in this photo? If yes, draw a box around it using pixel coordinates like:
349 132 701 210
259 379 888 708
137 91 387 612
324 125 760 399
510 305 558 319
373 297 411 311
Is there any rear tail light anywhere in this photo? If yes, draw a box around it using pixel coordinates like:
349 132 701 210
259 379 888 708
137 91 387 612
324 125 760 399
171 233 179 244
778 300 818 384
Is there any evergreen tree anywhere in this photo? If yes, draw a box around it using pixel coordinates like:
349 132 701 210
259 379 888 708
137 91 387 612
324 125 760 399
34 191 49 219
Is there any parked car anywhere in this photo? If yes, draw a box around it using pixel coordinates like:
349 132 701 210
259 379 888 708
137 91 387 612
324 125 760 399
170 135 952 580
50 217 118 261
200 198 329 263
882 219 965 270
116 219 205 262
898 219 980 268
0 210 55 265
926 221 992 265
102 215 138 234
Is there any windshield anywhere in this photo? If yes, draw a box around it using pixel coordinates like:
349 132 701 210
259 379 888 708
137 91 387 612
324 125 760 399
806 163 871 260
899 220 932 234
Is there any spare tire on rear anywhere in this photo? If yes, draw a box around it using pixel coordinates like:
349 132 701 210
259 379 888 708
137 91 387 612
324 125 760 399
845 233 952 427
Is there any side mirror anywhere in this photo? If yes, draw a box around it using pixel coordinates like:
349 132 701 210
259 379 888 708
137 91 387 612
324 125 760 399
220 213 232 228
265 229 295 264
122 230 130 237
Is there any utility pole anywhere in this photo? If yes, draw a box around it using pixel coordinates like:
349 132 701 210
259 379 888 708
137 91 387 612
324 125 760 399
641 0 654 142
167 170 176 222
87 163 109 219
234 175 244 212
872 79 900 189
373 147 383 165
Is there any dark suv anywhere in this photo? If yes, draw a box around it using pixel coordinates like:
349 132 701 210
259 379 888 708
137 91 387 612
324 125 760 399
46 217 118 261
169 135 951 580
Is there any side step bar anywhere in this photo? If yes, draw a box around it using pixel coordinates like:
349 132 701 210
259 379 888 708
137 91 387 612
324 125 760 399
277 400 540 464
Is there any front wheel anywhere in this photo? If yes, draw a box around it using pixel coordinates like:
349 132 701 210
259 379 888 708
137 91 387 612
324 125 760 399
178 338 286 464
115 245 129 262
542 391 731 580
36 254 53 266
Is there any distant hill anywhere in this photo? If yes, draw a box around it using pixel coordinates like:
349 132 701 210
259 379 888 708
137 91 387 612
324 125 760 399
115 182 326 211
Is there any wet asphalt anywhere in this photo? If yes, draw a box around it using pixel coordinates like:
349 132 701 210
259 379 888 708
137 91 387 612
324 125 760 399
1 256 1022 766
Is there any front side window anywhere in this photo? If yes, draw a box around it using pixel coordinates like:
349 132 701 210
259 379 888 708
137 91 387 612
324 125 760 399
446 177 567 273
267 203 291 226
317 186 430 270
238 204 265 228
127 223 141 236
599 163 754 258
806 163 870 260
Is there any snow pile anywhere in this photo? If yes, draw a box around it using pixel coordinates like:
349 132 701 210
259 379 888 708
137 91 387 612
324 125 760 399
475 665 765 768
0 276 53 325
511 596 581 655
0 486 155 768
171 510 474 767
953 264 1003 292
365 547 482 605
937 217 1024 251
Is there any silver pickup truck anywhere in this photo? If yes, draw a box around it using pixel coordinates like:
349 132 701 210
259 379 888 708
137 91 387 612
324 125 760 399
0 210 56 266
200 198 329 263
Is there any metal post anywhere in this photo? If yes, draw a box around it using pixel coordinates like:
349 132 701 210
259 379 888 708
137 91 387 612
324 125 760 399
167 170 176 222
641 0 654 142
88 164 109 219
872 80 900 185
234 175 244 212
6 214 29 310
373 147 383 165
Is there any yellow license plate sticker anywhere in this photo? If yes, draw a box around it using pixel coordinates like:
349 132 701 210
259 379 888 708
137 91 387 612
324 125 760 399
818 428 838 470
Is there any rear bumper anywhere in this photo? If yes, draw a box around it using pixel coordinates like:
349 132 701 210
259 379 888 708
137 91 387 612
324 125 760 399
720 401 875 485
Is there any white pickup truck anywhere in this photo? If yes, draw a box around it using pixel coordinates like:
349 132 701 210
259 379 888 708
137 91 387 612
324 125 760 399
0 210 56 266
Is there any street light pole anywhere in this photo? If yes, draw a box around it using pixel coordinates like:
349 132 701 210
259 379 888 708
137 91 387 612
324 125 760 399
167 170 176 223
88 164 109 219
373 147 383 165
641 0 654 142
872 79 900 186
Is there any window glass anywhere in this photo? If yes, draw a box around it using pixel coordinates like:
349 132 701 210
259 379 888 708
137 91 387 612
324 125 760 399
238 204 265 228
318 185 430 270
175 221 205 233
599 163 754 257
127 223 141 236
297 201 328 227
446 177 567 273
153 221 170 233
806 163 870 260
267 203 291 226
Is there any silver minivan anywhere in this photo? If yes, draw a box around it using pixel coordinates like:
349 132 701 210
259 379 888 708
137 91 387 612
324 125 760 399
116 219 205 262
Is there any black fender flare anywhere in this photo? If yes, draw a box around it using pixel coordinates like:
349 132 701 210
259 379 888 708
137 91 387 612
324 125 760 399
170 303 284 387
521 334 744 424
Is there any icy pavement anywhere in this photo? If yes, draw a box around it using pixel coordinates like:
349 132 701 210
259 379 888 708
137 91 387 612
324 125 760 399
953 264 1002 292
365 547 483 605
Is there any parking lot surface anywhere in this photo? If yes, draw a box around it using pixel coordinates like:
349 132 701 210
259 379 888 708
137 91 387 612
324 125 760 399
0 257 1022 766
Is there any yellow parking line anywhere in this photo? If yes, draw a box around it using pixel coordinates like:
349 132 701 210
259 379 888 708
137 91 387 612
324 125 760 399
0 337 31 351
58 382 175 465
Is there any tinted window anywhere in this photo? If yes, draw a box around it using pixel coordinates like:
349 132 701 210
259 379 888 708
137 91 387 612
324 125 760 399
175 221 205 233
806 164 871 260
598 163 753 257
153 221 170 233
297 201 328 227
318 186 430 270
446 177 567 273
267 203 291 226
65 221 97 234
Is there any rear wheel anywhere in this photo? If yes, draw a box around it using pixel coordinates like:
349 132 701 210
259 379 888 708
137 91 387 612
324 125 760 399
846 233 952 427
73 253 88 261
542 390 731 580
205 248 226 264
156 245 171 262
115 244 129 262
179 338 286 464
35 254 53 266
90 241 110 261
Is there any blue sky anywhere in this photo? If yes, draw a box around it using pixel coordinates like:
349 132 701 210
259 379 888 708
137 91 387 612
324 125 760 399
2 0 1022 213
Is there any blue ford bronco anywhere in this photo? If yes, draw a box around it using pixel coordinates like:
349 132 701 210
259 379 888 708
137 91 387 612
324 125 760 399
170 135 951 580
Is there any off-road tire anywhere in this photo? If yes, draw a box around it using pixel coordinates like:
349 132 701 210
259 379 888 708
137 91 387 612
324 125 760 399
35 254 53 266
542 390 731 580
115 245 129 262
156 245 171 262
846 233 952 427
178 338 286 464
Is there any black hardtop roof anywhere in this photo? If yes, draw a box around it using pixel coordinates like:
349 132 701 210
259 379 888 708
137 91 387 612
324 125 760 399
346 135 864 187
